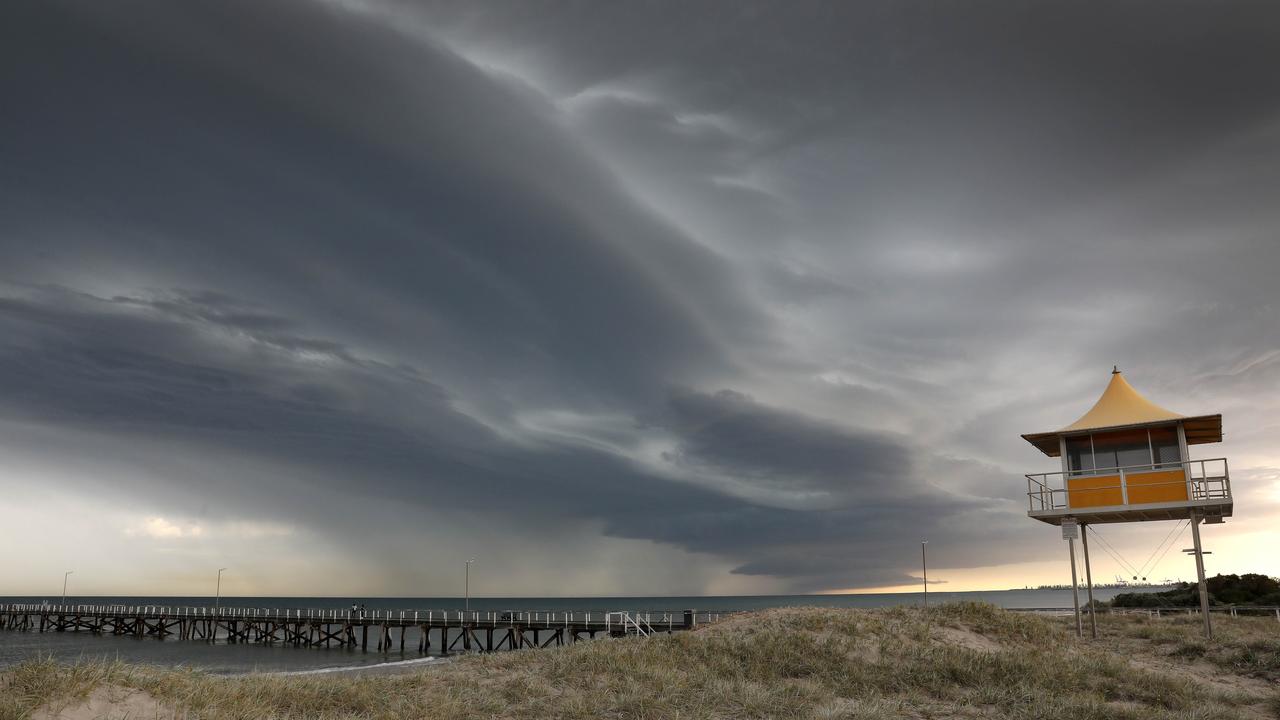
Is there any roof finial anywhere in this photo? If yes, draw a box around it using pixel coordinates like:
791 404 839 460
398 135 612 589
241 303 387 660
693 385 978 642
1112 365 1120 374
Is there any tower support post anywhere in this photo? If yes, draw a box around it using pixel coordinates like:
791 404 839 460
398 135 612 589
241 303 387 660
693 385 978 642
921 541 928 611
1081 524 1097 639
1068 536 1082 638
1189 511 1212 639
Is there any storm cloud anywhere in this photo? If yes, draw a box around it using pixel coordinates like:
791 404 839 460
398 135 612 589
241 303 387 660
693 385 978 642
1 0 1278 596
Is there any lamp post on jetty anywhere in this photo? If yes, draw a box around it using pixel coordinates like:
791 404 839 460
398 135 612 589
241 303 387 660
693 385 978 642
215 567 227 615
921 541 928 610
61 571 72 605
465 558 475 612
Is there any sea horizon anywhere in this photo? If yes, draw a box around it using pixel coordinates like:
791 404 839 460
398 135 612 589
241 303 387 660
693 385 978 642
0 582 1177 603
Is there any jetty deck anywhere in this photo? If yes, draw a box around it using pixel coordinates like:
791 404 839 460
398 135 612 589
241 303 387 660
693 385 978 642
0 604 722 655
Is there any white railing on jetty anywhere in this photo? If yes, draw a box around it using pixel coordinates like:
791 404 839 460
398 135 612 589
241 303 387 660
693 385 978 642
0 603 723 628
603 611 656 636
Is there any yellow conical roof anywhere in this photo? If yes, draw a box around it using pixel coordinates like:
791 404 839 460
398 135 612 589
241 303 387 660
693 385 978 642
1059 370 1183 432
1021 368 1222 457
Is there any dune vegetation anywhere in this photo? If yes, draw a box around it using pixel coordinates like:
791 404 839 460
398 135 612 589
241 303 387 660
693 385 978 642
3 603 1278 719
1110 573 1280 608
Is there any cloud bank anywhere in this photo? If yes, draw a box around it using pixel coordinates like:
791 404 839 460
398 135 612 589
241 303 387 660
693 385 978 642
1 0 1278 596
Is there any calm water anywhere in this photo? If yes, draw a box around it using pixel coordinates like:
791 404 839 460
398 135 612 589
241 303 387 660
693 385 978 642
0 587 1163 674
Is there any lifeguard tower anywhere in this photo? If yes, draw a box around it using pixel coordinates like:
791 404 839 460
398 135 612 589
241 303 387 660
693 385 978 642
1021 368 1230 637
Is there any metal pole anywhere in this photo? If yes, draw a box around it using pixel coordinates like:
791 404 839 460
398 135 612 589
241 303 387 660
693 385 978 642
1189 512 1212 639
1068 537 1082 637
215 568 226 615
1081 524 1097 639
921 541 928 610
465 558 475 612
61 571 73 605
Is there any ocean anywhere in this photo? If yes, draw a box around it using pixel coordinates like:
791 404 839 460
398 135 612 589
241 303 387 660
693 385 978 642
0 587 1164 674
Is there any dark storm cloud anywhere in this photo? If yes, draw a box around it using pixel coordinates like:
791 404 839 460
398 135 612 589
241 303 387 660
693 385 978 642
652 388 914 502
420 1 1280 210
2 0 1279 593
0 283 998 589
0 0 764 414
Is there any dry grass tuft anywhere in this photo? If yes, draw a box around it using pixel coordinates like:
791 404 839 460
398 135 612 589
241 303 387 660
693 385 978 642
1103 612 1280 681
3 604 1278 719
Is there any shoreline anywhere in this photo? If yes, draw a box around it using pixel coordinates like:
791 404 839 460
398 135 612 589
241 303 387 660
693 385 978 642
258 655 452 677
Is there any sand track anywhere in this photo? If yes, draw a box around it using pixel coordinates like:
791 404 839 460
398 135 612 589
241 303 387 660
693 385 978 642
31 685 171 720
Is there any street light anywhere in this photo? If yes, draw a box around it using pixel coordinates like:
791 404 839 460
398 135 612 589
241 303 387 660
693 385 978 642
61 571 73 605
215 568 227 615
921 541 929 610
465 558 476 612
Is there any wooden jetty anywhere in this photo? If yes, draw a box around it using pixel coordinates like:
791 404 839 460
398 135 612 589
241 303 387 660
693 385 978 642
0 604 722 655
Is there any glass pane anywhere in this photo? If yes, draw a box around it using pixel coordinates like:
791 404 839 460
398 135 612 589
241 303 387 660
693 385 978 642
1065 436 1094 475
1149 426 1181 468
1091 429 1151 470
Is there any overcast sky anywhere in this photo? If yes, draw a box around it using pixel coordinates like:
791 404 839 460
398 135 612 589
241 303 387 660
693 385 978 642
2 0 1278 598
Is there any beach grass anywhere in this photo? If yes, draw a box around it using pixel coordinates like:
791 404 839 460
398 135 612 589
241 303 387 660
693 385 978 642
3 603 1278 719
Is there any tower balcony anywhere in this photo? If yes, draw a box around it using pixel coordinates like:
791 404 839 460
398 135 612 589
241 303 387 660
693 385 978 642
1025 458 1231 525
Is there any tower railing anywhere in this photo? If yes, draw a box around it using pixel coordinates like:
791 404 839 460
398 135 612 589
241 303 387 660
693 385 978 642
1026 458 1229 513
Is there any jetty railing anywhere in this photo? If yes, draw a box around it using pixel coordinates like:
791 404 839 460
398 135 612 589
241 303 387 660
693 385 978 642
0 603 725 655
0 605 720 627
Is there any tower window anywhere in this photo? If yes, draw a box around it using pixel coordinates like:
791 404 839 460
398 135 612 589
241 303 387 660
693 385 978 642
1065 435 1094 475
1064 426 1182 474
1149 426 1182 468
1091 429 1151 470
